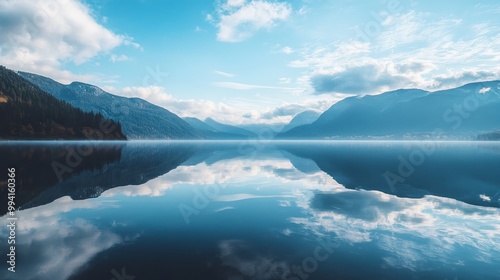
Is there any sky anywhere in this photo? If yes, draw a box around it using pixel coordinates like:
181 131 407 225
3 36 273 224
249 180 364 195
1 0 499 124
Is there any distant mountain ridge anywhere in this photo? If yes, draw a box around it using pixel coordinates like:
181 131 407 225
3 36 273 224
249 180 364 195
14 69 500 140
204 117 257 139
182 117 253 139
277 82 500 139
281 110 321 133
19 72 202 139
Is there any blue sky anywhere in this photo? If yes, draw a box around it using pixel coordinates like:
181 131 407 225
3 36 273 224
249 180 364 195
1 0 499 124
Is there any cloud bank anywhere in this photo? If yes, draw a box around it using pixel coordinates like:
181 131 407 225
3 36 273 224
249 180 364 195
0 0 137 83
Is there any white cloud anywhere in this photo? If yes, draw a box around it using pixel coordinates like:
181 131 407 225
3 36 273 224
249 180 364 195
214 70 236 77
260 99 331 120
279 77 291 84
103 85 245 124
213 81 300 91
206 13 214 23
289 11 500 94
225 0 247 8
430 70 499 89
110 54 130 62
123 38 143 50
289 40 371 69
214 0 292 42
257 96 339 123
310 60 431 94
297 6 309 15
281 46 294 54
0 0 137 83
102 85 333 125
376 11 461 52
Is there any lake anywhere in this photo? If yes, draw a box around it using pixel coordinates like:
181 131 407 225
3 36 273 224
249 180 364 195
1 141 499 280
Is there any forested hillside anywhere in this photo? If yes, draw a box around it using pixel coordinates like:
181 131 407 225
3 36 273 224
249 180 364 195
0 66 126 140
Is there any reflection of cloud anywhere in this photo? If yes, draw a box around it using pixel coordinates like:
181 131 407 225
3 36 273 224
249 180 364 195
279 200 292 207
102 158 341 198
218 240 290 279
291 189 500 270
215 194 293 202
214 206 236 213
0 197 121 280
311 191 407 221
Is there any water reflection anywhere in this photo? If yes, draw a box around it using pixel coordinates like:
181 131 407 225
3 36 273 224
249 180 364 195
0 142 199 213
0 141 499 279
0 142 123 214
295 190 500 270
1 197 122 280
280 141 500 208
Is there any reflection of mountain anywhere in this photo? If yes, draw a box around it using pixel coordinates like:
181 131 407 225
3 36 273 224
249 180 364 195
1 142 197 213
182 141 266 166
278 82 500 139
280 142 500 208
8 142 500 215
0 143 123 215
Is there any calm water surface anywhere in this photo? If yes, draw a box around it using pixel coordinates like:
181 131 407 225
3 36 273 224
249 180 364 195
0 141 499 280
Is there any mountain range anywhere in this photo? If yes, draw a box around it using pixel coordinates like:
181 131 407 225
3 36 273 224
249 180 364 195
19 72 202 139
3 65 500 140
183 117 256 139
277 82 500 139
280 110 321 133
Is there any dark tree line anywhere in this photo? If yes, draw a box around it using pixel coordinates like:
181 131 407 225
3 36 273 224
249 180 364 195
0 66 126 140
477 131 500 141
